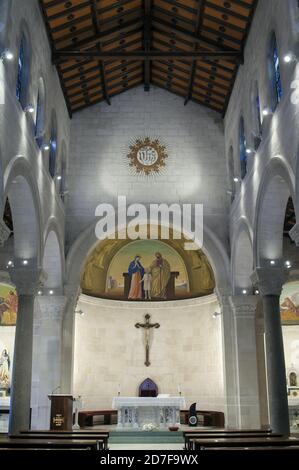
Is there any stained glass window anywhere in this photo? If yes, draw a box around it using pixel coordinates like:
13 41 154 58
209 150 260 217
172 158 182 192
272 36 282 105
16 39 25 102
239 118 247 180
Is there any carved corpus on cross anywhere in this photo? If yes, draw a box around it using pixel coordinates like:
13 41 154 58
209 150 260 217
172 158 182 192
135 314 160 367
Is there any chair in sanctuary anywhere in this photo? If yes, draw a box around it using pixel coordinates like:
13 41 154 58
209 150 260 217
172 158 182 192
139 378 158 397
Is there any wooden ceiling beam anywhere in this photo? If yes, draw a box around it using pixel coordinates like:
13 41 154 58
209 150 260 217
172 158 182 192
205 1 249 22
90 0 111 105
159 0 197 15
185 0 204 106
54 49 242 61
56 17 143 53
97 0 137 15
152 15 240 54
143 0 152 91
46 1 91 22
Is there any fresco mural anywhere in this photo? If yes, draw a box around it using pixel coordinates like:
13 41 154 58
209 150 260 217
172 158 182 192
81 239 215 300
0 284 17 326
280 281 299 325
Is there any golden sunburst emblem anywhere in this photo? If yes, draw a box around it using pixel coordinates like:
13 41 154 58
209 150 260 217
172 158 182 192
127 137 168 175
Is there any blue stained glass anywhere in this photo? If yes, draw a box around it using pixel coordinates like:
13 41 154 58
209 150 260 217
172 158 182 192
273 41 282 103
49 128 57 178
239 118 247 179
16 40 24 102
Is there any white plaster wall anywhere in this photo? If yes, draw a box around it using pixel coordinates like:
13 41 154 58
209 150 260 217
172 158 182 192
73 294 225 413
66 85 229 250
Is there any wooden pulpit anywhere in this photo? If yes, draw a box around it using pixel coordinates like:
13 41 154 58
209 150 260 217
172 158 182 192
48 394 73 431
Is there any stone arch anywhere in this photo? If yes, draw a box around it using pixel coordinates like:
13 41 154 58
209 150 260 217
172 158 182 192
42 221 64 289
254 156 295 267
66 220 230 294
3 157 42 264
232 218 254 294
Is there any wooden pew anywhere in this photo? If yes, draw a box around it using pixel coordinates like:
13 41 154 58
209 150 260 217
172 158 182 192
18 430 109 450
183 429 274 450
192 436 299 451
0 438 102 450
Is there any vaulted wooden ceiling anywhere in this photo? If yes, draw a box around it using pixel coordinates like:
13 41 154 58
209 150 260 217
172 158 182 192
39 0 258 116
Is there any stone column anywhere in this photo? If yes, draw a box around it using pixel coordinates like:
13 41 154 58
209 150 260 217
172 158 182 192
251 268 290 435
60 284 80 393
230 295 261 429
8 267 41 434
31 295 66 429
216 287 239 429
256 316 270 428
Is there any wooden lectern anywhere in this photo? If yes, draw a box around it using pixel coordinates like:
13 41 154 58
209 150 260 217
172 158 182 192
48 394 73 431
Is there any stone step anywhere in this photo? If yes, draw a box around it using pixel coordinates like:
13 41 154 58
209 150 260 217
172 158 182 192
109 430 184 444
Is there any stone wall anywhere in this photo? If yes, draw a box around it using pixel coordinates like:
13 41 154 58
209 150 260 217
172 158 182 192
66 85 229 251
73 294 225 414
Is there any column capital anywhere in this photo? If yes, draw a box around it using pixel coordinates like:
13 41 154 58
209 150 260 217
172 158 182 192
9 267 42 295
251 268 289 296
229 295 258 318
289 223 299 246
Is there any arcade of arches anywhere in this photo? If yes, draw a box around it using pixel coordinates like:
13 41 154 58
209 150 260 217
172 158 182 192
0 0 299 444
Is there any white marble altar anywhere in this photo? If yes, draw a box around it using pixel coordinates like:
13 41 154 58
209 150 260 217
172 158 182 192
112 396 186 429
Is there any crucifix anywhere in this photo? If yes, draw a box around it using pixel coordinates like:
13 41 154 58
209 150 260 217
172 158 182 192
135 313 160 367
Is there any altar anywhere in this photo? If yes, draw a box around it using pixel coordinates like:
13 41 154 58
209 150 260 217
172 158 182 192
112 396 186 429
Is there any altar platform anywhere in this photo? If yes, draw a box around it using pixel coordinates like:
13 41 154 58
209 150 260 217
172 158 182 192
90 424 210 445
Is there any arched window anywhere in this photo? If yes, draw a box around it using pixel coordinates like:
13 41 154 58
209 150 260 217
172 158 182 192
270 33 282 108
16 38 25 101
16 35 29 107
35 78 46 147
49 120 57 178
239 117 247 179
251 81 262 148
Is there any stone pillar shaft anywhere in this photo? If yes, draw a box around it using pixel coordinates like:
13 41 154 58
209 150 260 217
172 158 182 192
9 293 35 433
60 285 79 393
251 268 290 435
262 294 289 435
230 296 260 429
8 267 41 434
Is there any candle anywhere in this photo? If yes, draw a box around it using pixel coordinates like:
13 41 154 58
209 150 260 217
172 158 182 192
118 384 121 396
177 384 181 395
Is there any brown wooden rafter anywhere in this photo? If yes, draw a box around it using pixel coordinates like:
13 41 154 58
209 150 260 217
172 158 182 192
39 0 258 115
